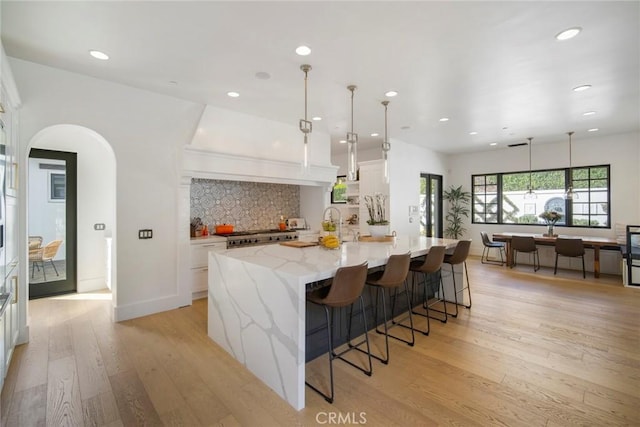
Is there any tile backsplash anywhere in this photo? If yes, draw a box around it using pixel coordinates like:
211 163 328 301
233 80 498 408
190 179 300 231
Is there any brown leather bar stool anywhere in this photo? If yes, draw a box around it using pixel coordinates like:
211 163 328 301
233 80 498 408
554 237 586 278
511 235 540 272
364 252 413 365
305 262 372 404
443 240 472 318
408 245 447 335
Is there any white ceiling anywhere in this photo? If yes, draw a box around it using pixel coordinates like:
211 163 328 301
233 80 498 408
2 1 639 155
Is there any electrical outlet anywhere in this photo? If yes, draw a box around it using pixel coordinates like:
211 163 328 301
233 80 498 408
94 223 106 230
138 229 153 239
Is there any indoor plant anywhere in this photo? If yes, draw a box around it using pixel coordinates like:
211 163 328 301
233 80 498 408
364 194 389 236
443 185 471 239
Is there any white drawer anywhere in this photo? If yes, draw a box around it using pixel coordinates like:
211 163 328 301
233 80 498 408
191 242 226 268
190 266 209 293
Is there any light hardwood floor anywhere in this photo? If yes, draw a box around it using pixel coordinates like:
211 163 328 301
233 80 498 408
1 257 639 426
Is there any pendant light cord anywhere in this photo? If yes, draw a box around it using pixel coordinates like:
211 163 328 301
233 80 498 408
528 137 533 189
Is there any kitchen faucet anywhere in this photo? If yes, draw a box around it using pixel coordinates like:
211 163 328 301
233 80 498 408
322 206 342 243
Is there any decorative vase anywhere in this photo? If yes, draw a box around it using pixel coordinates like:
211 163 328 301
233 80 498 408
546 224 555 237
368 224 389 237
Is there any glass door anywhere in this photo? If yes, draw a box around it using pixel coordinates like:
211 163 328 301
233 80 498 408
420 173 443 238
28 149 77 298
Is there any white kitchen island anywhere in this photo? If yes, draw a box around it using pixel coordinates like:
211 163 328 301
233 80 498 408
207 236 459 410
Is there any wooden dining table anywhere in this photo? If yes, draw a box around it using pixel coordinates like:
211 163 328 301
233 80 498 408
492 232 621 278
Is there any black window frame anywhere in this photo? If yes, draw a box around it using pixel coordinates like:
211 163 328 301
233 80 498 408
472 164 611 229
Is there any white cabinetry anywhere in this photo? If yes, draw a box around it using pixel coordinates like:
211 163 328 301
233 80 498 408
190 237 226 299
358 160 390 235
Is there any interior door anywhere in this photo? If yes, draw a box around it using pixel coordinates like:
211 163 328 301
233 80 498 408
28 149 77 299
420 173 443 238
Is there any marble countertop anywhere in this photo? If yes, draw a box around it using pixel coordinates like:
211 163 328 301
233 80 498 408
213 235 458 284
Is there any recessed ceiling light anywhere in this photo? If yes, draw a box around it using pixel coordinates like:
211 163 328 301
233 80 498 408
439 117 449 122
556 27 582 41
339 139 347 144
89 50 109 60
385 91 398 97
312 116 322 121
490 142 497 146
295 45 311 56
469 131 478 135
401 125 410 130
573 84 592 92
583 111 596 116
255 71 271 80
588 128 599 132
370 133 379 137
227 91 240 98
502 126 509 130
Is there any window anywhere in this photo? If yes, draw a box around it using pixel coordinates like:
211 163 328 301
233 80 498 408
472 165 610 228
331 175 347 204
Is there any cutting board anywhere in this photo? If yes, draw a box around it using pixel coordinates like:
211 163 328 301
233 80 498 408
280 241 319 248
359 235 395 242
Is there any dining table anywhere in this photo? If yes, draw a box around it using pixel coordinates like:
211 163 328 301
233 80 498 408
492 232 621 278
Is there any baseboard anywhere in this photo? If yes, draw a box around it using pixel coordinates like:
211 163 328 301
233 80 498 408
192 290 207 300
114 294 185 321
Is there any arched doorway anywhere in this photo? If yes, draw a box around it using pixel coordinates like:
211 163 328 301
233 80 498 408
22 125 117 317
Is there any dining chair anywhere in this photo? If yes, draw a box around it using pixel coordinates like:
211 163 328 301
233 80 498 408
511 236 540 272
554 237 586 278
305 262 372 404
480 231 505 265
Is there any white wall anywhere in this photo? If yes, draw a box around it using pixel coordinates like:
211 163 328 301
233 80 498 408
446 131 640 273
12 58 204 320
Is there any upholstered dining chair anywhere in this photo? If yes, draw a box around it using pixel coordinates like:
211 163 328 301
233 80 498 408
480 231 505 265
305 262 372 404
554 237 586 278
511 236 540 272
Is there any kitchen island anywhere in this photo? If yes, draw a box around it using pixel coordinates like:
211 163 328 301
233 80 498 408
207 236 458 410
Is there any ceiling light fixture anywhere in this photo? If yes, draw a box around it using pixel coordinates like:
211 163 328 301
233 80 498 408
582 111 596 116
469 131 478 135
227 91 240 98
555 27 582 41
89 50 109 60
439 117 449 122
339 140 347 144
381 100 391 184
588 128 599 132
295 45 311 56
299 64 312 173
370 133 379 137
524 137 537 199
573 84 592 92
346 85 358 181
385 91 398 97
489 142 497 146
564 131 578 200
312 116 322 121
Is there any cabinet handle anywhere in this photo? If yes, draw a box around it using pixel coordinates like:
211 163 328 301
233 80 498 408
11 275 18 304
203 244 222 248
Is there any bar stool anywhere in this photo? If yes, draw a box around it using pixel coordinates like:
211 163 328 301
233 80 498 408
408 246 447 336
364 252 413 365
305 262 372 404
443 240 472 317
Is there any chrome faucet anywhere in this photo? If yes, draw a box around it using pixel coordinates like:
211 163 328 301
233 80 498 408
323 206 342 243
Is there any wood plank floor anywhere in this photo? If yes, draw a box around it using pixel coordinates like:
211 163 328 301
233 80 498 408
1 257 639 426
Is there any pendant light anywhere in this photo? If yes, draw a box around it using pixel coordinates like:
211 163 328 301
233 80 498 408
299 64 312 173
564 131 578 200
381 100 391 184
346 85 358 181
524 137 537 199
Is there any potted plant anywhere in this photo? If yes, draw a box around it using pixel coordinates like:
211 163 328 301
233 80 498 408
443 185 471 239
364 193 389 236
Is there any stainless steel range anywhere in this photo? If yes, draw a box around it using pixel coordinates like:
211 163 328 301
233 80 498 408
217 229 299 248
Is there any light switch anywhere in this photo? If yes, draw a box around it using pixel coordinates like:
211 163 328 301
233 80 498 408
138 229 153 239
94 223 106 230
